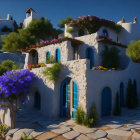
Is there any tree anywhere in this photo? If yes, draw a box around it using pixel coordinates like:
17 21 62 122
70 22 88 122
0 60 20 76
27 18 54 41
58 16 73 28
126 40 140 63
101 46 120 68
2 29 36 52
113 92 121 116
0 69 36 128
13 20 18 32
126 79 138 108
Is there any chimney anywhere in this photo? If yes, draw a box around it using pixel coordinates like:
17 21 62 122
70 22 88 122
7 14 12 20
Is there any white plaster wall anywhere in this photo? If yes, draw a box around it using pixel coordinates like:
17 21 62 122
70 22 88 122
97 26 118 42
23 11 42 28
64 24 78 37
86 61 140 119
119 23 140 45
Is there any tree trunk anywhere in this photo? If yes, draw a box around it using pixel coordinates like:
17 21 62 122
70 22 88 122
12 111 16 129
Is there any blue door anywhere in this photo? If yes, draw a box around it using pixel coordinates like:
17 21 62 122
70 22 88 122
120 83 124 107
46 51 51 64
61 78 78 119
56 48 61 62
101 87 112 117
61 78 71 117
34 91 41 110
72 81 78 119
86 48 94 69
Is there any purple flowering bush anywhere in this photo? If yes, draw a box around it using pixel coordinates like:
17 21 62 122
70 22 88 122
0 69 37 128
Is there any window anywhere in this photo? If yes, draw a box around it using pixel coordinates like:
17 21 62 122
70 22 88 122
56 48 61 62
103 29 109 38
46 51 51 64
86 47 94 69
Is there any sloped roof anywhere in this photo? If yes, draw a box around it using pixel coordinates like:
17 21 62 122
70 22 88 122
26 8 36 14
21 37 83 52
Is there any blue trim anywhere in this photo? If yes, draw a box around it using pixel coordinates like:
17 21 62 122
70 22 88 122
86 47 94 69
56 48 61 62
101 87 112 117
60 78 78 119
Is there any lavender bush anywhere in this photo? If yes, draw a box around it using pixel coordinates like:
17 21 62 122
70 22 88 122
0 69 37 128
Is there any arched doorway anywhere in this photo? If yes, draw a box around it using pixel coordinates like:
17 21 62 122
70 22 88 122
56 48 61 62
28 49 38 65
86 48 94 69
60 78 78 119
101 87 112 117
120 82 124 107
34 91 41 110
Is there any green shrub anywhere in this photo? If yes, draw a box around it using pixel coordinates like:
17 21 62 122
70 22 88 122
113 92 121 116
0 60 21 76
126 40 140 63
19 132 37 140
0 124 9 140
75 105 98 127
46 55 56 64
75 106 85 124
42 62 61 82
101 46 120 68
126 79 138 108
58 16 73 28
1 26 12 32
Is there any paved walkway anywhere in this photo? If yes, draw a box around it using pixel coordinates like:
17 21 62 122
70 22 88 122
6 107 140 140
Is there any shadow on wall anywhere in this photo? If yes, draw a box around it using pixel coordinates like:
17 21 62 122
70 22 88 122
22 77 55 118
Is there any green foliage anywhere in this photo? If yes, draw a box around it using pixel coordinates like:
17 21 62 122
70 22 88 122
0 60 20 76
42 62 61 82
75 106 85 124
27 18 54 41
101 46 120 68
75 105 98 127
52 28 63 38
19 132 37 140
78 28 85 36
13 20 19 32
2 29 36 52
126 79 138 108
46 55 56 64
66 27 74 33
68 16 122 34
113 92 121 116
0 124 9 140
58 16 73 28
126 40 140 63
1 26 12 32
2 18 62 52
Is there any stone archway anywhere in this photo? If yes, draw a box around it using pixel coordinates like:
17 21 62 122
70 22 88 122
28 49 38 65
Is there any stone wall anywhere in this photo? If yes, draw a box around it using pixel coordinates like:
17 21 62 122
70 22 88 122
0 52 26 68
23 59 88 118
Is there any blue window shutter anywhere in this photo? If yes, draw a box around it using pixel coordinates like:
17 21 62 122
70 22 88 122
56 48 61 62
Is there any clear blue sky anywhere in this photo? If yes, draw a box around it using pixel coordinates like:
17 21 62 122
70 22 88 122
0 0 139 28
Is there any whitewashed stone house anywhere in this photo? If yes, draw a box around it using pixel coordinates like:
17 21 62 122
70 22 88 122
22 16 140 120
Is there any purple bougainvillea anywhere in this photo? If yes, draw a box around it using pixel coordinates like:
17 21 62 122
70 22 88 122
0 69 36 101
0 69 37 128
